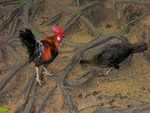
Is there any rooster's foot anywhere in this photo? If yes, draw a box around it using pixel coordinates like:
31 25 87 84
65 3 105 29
35 77 42 85
42 67 53 76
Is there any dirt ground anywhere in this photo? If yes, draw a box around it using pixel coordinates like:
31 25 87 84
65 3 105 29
0 0 150 113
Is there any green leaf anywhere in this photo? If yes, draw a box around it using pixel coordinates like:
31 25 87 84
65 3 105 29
118 24 124 31
0 106 9 112
17 0 25 4
65 37 71 41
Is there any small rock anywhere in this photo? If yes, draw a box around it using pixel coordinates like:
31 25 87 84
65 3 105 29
127 104 131 108
78 93 83 98
98 102 103 106
140 86 145 91
93 91 98 96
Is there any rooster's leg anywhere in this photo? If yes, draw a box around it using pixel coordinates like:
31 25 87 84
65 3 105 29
35 67 42 85
42 67 53 76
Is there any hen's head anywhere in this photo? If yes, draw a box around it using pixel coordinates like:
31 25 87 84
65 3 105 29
52 26 64 42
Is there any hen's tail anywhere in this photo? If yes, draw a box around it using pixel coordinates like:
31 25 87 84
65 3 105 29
130 42 148 53
19 28 36 62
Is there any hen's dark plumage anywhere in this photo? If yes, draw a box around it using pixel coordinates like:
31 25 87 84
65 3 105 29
80 43 148 72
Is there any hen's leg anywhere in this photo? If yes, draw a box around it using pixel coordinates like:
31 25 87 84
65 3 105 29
100 67 113 76
35 67 42 85
42 67 53 76
101 67 118 77
105 67 113 75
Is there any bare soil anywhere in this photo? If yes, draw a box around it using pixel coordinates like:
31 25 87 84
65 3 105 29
0 0 150 113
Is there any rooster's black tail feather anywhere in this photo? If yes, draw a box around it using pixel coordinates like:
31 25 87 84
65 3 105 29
19 28 36 62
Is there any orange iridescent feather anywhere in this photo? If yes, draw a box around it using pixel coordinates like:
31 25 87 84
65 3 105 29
41 34 59 61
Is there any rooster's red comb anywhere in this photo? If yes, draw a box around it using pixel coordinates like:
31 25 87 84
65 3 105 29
52 26 64 34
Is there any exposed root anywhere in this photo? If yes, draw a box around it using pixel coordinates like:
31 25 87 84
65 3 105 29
123 10 150 34
0 3 25 32
0 60 28 91
0 1 149 113
41 13 61 26
36 85 57 113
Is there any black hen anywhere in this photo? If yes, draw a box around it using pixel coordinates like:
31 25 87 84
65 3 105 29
80 42 148 75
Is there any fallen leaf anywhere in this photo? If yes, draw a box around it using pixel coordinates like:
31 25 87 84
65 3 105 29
0 106 9 112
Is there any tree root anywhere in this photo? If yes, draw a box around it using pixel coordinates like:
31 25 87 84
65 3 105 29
0 65 15 74
41 13 62 26
26 81 38 113
113 0 150 5
123 10 150 34
64 12 82 32
0 1 149 113
14 72 35 113
59 82 77 113
9 17 19 37
23 0 44 38
9 5 23 37
92 102 150 113
80 15 100 36
60 40 79 53
65 69 95 86
35 85 57 113
51 1 104 36
5 45 22 61
1 76 32 99
0 60 28 91
0 3 25 32
113 3 120 28
29 0 43 22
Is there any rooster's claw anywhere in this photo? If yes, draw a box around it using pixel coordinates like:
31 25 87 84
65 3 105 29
35 77 42 85
42 67 53 76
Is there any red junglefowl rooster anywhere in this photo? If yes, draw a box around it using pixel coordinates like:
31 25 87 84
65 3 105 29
80 42 148 76
19 26 64 85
